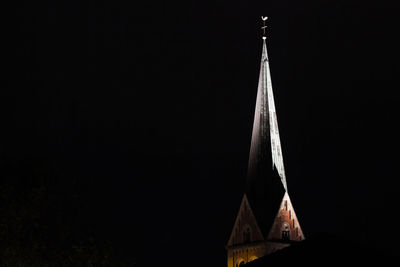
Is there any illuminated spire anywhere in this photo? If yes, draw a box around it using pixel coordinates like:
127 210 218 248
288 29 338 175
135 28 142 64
226 20 305 267
247 18 288 191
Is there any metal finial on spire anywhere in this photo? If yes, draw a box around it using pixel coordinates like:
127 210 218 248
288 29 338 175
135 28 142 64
261 16 268 40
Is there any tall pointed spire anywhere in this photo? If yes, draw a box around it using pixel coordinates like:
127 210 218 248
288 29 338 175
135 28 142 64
247 17 287 191
226 18 305 267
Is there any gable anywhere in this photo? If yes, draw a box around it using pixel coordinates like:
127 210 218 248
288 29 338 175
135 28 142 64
267 192 305 241
227 194 264 246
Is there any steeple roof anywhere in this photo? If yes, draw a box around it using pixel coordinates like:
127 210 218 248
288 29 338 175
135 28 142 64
244 38 288 238
247 39 287 192
227 32 304 247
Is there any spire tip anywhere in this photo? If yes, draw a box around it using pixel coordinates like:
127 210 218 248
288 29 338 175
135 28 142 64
261 16 268 38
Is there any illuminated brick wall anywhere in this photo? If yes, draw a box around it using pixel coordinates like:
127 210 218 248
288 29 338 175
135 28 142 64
267 192 305 242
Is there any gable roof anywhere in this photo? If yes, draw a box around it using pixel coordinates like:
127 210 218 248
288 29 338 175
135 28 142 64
227 194 264 246
267 192 305 241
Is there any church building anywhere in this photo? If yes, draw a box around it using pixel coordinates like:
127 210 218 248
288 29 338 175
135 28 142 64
226 17 305 267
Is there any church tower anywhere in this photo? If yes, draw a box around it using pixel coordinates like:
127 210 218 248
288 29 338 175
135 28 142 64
226 17 305 267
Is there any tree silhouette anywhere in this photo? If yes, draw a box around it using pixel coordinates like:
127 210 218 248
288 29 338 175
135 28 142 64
0 160 136 266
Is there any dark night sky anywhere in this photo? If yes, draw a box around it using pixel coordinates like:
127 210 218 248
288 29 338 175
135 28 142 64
2 0 400 266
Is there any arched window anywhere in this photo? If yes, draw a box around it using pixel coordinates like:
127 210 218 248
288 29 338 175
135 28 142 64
281 222 290 241
236 259 245 267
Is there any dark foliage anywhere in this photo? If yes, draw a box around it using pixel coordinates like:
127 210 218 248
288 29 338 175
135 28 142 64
0 160 136 267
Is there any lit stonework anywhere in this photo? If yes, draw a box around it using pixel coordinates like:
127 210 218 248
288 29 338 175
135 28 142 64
226 18 305 267
267 192 305 242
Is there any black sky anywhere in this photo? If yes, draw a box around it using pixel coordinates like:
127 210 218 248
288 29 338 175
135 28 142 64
2 0 400 266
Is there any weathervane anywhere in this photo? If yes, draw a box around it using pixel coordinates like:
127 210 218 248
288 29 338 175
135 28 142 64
261 16 268 39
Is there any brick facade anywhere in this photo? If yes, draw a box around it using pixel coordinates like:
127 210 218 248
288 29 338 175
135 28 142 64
226 193 304 267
